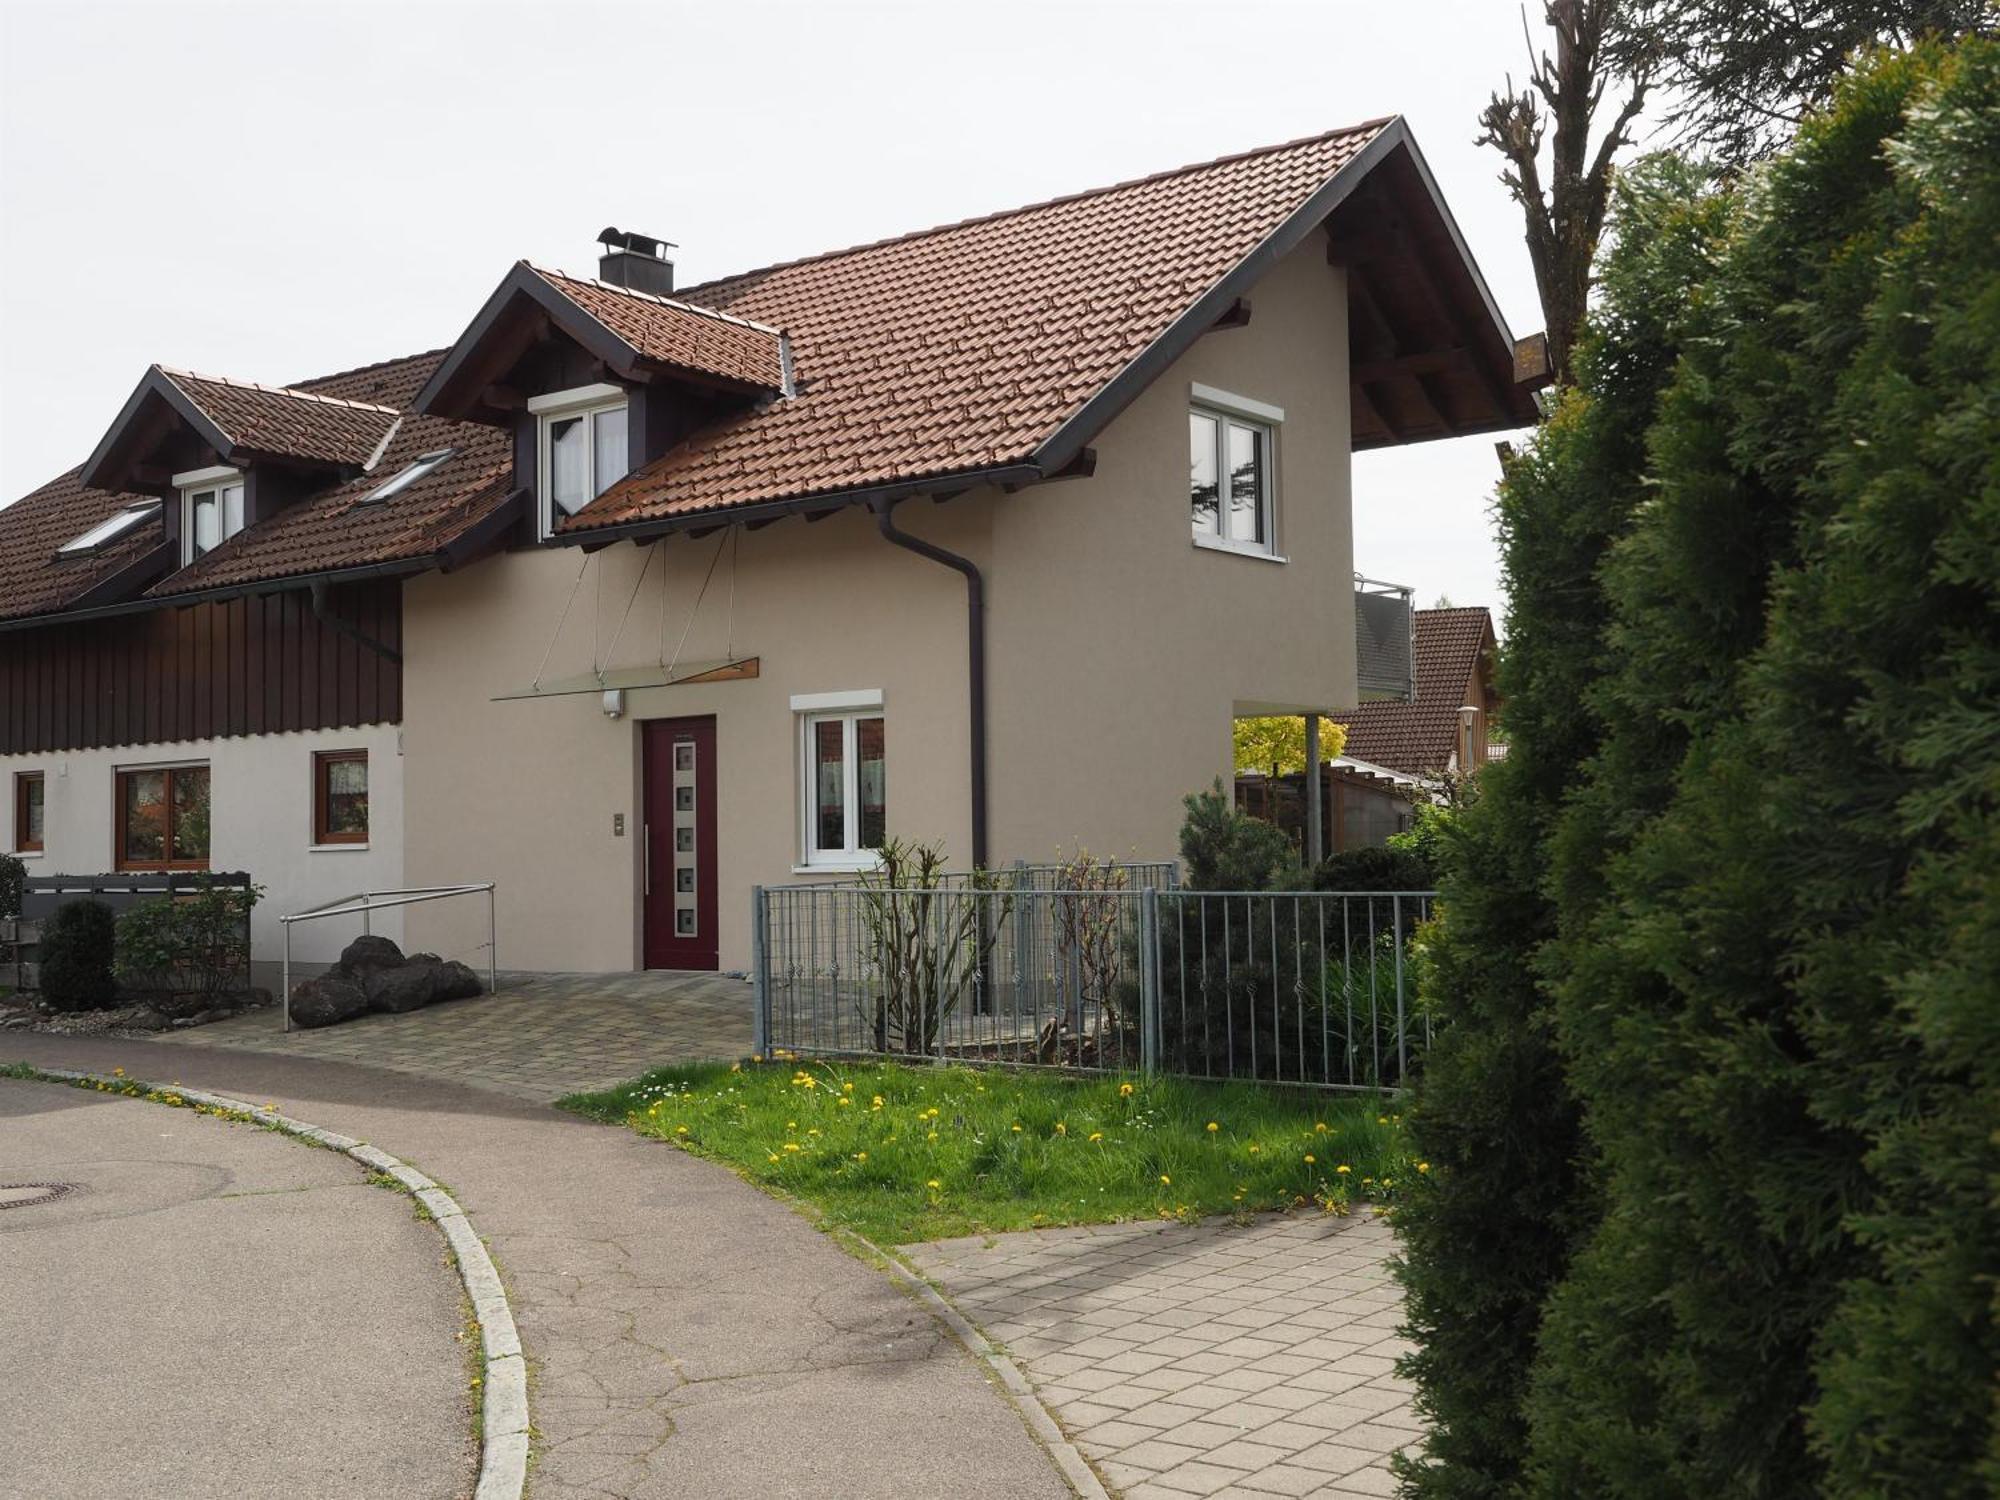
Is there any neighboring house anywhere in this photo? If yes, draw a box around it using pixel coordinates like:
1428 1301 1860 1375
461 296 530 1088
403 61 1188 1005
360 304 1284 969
0 120 1540 975
1329 605 1502 781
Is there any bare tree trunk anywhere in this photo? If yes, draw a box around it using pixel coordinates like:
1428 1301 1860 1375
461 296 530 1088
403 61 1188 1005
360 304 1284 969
1478 0 1650 386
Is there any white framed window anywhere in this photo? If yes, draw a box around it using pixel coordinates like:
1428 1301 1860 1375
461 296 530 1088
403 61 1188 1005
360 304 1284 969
793 691 886 867
1188 384 1282 559
529 383 630 539
358 448 454 505
175 466 244 564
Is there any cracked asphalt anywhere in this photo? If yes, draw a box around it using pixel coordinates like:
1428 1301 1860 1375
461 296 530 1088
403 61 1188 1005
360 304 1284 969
0 1076 470 1499
3 1032 1072 1499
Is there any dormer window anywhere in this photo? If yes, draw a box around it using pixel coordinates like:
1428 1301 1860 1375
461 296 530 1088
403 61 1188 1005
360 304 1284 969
176 465 245 564
528 383 629 539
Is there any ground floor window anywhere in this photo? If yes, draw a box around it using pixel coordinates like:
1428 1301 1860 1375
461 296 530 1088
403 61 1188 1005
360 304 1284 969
14 772 42 852
314 750 368 843
117 764 210 871
800 706 886 865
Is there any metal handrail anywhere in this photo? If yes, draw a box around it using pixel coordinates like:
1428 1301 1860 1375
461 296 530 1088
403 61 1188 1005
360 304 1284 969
279 883 497 1032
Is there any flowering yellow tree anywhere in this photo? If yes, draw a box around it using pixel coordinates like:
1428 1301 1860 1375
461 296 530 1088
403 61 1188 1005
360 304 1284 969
1232 716 1346 776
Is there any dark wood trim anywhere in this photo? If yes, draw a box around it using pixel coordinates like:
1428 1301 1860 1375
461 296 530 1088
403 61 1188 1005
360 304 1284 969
13 771 43 853
313 749 369 845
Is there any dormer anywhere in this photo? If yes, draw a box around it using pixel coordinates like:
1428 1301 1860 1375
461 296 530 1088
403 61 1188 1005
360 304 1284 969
79 365 399 564
412 249 789 541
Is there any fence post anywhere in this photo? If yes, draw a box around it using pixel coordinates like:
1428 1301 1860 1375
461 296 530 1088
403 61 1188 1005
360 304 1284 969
1393 894 1407 1083
282 920 292 1034
750 885 770 1059
1139 886 1160 1076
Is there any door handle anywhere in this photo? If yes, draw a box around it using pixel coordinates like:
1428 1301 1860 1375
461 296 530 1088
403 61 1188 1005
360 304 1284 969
643 823 651 897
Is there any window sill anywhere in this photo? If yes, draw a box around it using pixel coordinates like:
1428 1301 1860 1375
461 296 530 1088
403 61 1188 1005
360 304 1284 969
791 859 885 875
1193 535 1287 564
13 850 44 860
309 842 371 853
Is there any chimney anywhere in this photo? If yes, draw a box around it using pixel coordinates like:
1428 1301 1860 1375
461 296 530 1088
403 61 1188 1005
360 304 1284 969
598 227 676 297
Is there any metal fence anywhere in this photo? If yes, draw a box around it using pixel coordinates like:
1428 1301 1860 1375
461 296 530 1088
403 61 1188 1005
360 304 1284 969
752 884 1436 1090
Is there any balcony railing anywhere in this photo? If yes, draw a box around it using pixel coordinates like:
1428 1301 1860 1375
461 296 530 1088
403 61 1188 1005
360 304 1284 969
1354 575 1416 702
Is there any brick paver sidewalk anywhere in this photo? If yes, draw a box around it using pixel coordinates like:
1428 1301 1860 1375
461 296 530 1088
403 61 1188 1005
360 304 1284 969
155 969 752 1099
905 1211 1418 1499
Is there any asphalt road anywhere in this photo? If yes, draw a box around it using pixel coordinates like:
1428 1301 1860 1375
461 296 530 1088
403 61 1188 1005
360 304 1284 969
0 1077 471 1499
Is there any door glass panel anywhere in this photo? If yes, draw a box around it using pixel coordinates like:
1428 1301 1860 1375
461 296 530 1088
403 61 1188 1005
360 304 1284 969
1189 413 1219 536
1227 422 1265 543
856 716 886 850
592 405 629 496
547 415 588 516
813 718 846 853
172 767 211 861
122 771 167 862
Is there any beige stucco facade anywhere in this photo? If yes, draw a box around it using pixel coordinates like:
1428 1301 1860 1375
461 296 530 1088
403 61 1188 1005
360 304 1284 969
401 238 1353 973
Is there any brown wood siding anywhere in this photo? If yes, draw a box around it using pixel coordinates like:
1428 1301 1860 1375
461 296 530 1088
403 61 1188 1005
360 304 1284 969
0 581 401 755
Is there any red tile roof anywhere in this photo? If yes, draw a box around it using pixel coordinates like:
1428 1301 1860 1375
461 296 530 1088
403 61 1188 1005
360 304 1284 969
1330 607 1496 775
528 267 788 392
161 368 400 467
0 467 163 621
563 121 1391 531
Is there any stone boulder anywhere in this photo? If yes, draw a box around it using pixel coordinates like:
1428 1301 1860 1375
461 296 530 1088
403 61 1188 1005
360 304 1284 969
366 962 440 1014
338 934 406 985
289 972 369 1028
431 960 484 1003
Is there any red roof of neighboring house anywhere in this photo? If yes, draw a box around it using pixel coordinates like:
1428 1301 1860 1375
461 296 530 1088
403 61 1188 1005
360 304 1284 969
160 368 401 468
1330 607 1496 776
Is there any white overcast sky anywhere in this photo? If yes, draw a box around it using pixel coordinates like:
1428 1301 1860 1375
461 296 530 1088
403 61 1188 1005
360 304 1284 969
0 0 1592 624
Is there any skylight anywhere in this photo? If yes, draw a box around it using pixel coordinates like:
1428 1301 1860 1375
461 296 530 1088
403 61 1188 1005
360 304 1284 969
358 448 454 505
56 501 161 557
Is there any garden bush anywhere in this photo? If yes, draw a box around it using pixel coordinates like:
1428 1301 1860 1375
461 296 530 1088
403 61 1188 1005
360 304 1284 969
1309 843 1431 894
0 852 23 922
1397 40 2000 1499
36 898 118 1012
114 878 259 1019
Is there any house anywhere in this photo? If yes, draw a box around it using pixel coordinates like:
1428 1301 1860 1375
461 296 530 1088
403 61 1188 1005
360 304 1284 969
0 121 1540 977
1238 606 1503 854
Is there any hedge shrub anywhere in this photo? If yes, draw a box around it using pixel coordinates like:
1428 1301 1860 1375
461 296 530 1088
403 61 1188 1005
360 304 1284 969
37 898 118 1012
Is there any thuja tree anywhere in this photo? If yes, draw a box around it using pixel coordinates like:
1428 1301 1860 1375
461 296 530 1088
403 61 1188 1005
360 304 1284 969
1520 41 2000 1498
1390 153 1724 1498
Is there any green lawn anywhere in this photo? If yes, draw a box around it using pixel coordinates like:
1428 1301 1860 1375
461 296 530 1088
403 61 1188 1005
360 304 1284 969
561 1058 1417 1244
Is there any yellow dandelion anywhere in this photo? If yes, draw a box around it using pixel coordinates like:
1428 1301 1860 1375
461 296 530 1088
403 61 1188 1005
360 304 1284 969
767 1153 780 1163
842 1081 854 1093
1055 1122 1067 1136
836 1097 852 1108
1315 1122 1328 1134
675 1125 689 1135
1304 1154 1315 1164
113 1067 126 1078
1159 1174 1171 1185
1119 1083 1135 1098
784 1143 802 1153
927 1131 939 1143
1011 1123 1023 1133
927 1179 942 1190
872 1095 885 1109
854 1151 868 1162
1417 1162 1431 1173
1249 1143 1261 1154
1088 1131 1103 1143
751 1054 764 1063
1336 1164 1352 1175
1206 1121 1219 1133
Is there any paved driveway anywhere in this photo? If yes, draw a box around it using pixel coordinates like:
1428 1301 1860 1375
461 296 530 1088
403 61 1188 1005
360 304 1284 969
158 969 752 1100
906 1212 1416 1499
0 1077 469 1499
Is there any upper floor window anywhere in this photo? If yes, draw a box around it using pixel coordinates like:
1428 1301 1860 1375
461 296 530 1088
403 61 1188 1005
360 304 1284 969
1189 384 1283 559
359 448 454 505
176 466 245 564
529 383 630 539
57 500 161 558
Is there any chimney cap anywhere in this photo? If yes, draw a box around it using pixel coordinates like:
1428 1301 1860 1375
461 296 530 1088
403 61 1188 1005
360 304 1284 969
598 226 676 260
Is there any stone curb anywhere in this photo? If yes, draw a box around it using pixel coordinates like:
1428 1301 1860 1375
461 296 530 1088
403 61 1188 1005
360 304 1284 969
35 1068 529 1500
864 1238 1111 1500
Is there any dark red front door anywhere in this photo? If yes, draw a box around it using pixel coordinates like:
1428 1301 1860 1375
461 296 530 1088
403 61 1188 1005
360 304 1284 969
643 717 717 970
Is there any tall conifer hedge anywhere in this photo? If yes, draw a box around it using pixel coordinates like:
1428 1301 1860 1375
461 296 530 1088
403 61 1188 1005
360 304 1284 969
1396 40 1998 1499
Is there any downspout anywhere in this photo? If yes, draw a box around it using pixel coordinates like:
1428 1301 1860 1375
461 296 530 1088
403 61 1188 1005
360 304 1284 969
309 578 403 665
873 498 986 870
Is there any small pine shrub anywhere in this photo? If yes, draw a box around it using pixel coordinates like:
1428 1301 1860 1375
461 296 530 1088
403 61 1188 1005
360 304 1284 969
37 899 118 1012
0 852 23 922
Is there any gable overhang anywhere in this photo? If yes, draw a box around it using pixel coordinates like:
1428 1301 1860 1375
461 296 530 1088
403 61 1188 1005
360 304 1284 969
1034 117 1543 470
79 365 239 494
